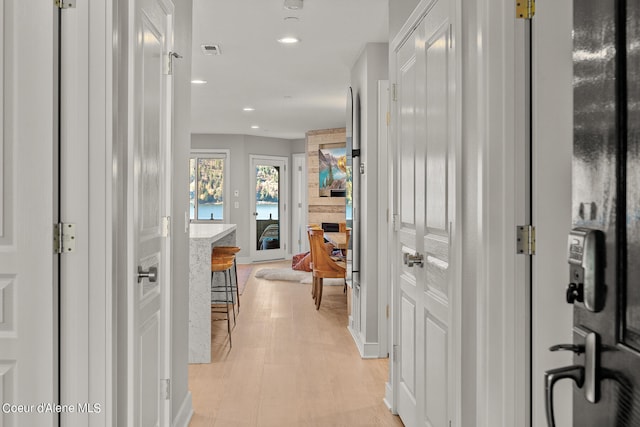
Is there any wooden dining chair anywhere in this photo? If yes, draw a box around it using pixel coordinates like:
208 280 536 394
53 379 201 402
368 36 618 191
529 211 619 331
307 228 346 310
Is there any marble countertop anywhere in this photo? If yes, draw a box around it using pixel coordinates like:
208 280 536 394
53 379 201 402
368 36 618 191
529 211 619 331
189 223 237 240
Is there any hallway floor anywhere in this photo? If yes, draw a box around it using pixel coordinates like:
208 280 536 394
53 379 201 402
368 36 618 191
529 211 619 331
188 261 404 427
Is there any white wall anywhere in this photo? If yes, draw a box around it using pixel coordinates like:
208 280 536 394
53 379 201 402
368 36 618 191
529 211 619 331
350 43 389 356
191 134 302 261
389 0 421 40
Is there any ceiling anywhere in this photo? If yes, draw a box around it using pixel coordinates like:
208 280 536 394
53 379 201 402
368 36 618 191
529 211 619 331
190 0 389 140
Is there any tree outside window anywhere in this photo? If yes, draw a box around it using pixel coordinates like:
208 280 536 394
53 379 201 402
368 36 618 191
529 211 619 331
189 155 226 221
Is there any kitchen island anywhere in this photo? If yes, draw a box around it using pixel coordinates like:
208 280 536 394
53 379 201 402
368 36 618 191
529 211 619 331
189 223 237 363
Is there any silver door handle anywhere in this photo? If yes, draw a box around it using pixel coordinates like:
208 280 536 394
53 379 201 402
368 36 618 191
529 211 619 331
137 266 158 283
403 252 424 268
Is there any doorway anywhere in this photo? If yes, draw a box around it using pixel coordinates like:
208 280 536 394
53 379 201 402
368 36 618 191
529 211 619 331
249 155 289 261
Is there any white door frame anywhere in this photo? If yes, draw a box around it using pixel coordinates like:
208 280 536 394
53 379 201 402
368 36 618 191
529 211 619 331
469 0 530 424
291 153 308 254
59 1 114 426
249 154 289 261
531 1 574 425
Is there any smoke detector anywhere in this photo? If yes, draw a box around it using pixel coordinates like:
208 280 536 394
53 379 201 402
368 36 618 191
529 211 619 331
200 44 222 56
284 0 303 10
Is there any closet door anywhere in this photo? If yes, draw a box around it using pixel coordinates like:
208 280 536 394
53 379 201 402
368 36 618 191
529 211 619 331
392 0 458 425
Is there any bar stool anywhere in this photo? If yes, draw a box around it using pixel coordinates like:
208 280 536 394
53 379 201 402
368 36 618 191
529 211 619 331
212 246 241 313
211 254 235 347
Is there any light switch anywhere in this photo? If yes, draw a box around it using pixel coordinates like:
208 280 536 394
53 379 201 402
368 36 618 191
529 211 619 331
234 202 239 209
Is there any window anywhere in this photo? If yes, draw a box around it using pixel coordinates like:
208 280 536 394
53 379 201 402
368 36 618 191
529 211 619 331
189 151 229 222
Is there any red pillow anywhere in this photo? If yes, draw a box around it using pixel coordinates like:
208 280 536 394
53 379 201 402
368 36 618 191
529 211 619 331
293 253 312 271
291 243 334 272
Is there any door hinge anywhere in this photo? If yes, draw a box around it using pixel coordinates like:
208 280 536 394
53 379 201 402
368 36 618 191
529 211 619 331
162 216 171 237
516 0 535 19
516 225 536 255
386 304 390 319
161 379 171 400
392 214 400 232
386 111 391 126
55 0 76 9
54 223 76 254
392 84 398 101
298 165 302 172
393 344 399 361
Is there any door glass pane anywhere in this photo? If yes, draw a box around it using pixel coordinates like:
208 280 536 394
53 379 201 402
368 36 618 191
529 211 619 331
626 0 640 350
256 165 280 250
189 158 196 220
195 158 224 221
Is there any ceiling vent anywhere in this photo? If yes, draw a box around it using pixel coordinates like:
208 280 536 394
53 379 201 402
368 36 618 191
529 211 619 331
201 44 222 56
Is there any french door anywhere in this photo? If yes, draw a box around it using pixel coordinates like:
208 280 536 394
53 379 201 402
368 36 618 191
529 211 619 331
392 0 459 425
250 155 288 261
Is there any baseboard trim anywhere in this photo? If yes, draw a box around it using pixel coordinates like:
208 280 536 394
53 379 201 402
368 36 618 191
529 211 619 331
384 381 396 414
236 254 293 265
172 391 193 427
348 326 382 359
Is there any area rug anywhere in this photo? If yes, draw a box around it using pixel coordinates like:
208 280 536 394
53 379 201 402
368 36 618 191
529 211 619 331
254 267 344 285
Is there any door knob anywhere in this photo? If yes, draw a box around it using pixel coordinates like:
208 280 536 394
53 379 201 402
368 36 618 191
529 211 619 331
545 328 601 426
137 266 158 283
403 252 424 268
544 365 584 427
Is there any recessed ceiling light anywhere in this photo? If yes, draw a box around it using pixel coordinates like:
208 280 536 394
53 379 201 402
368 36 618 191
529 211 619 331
277 36 300 44
243 107 255 112
284 0 303 10
251 125 260 129
191 79 207 84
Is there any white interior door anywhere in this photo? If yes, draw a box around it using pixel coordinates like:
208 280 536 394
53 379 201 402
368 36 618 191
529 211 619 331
128 0 174 425
292 153 308 254
394 25 420 427
0 2 57 425
393 0 457 425
250 155 288 261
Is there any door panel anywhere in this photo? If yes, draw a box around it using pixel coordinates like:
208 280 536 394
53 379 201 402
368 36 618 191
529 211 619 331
394 0 456 425
401 293 417 395
558 0 640 424
0 2 56 425
421 1 453 425
396 26 420 427
425 317 447 427
129 0 173 425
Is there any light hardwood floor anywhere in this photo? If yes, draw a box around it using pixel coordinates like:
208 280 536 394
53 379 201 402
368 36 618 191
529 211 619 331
188 261 404 427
